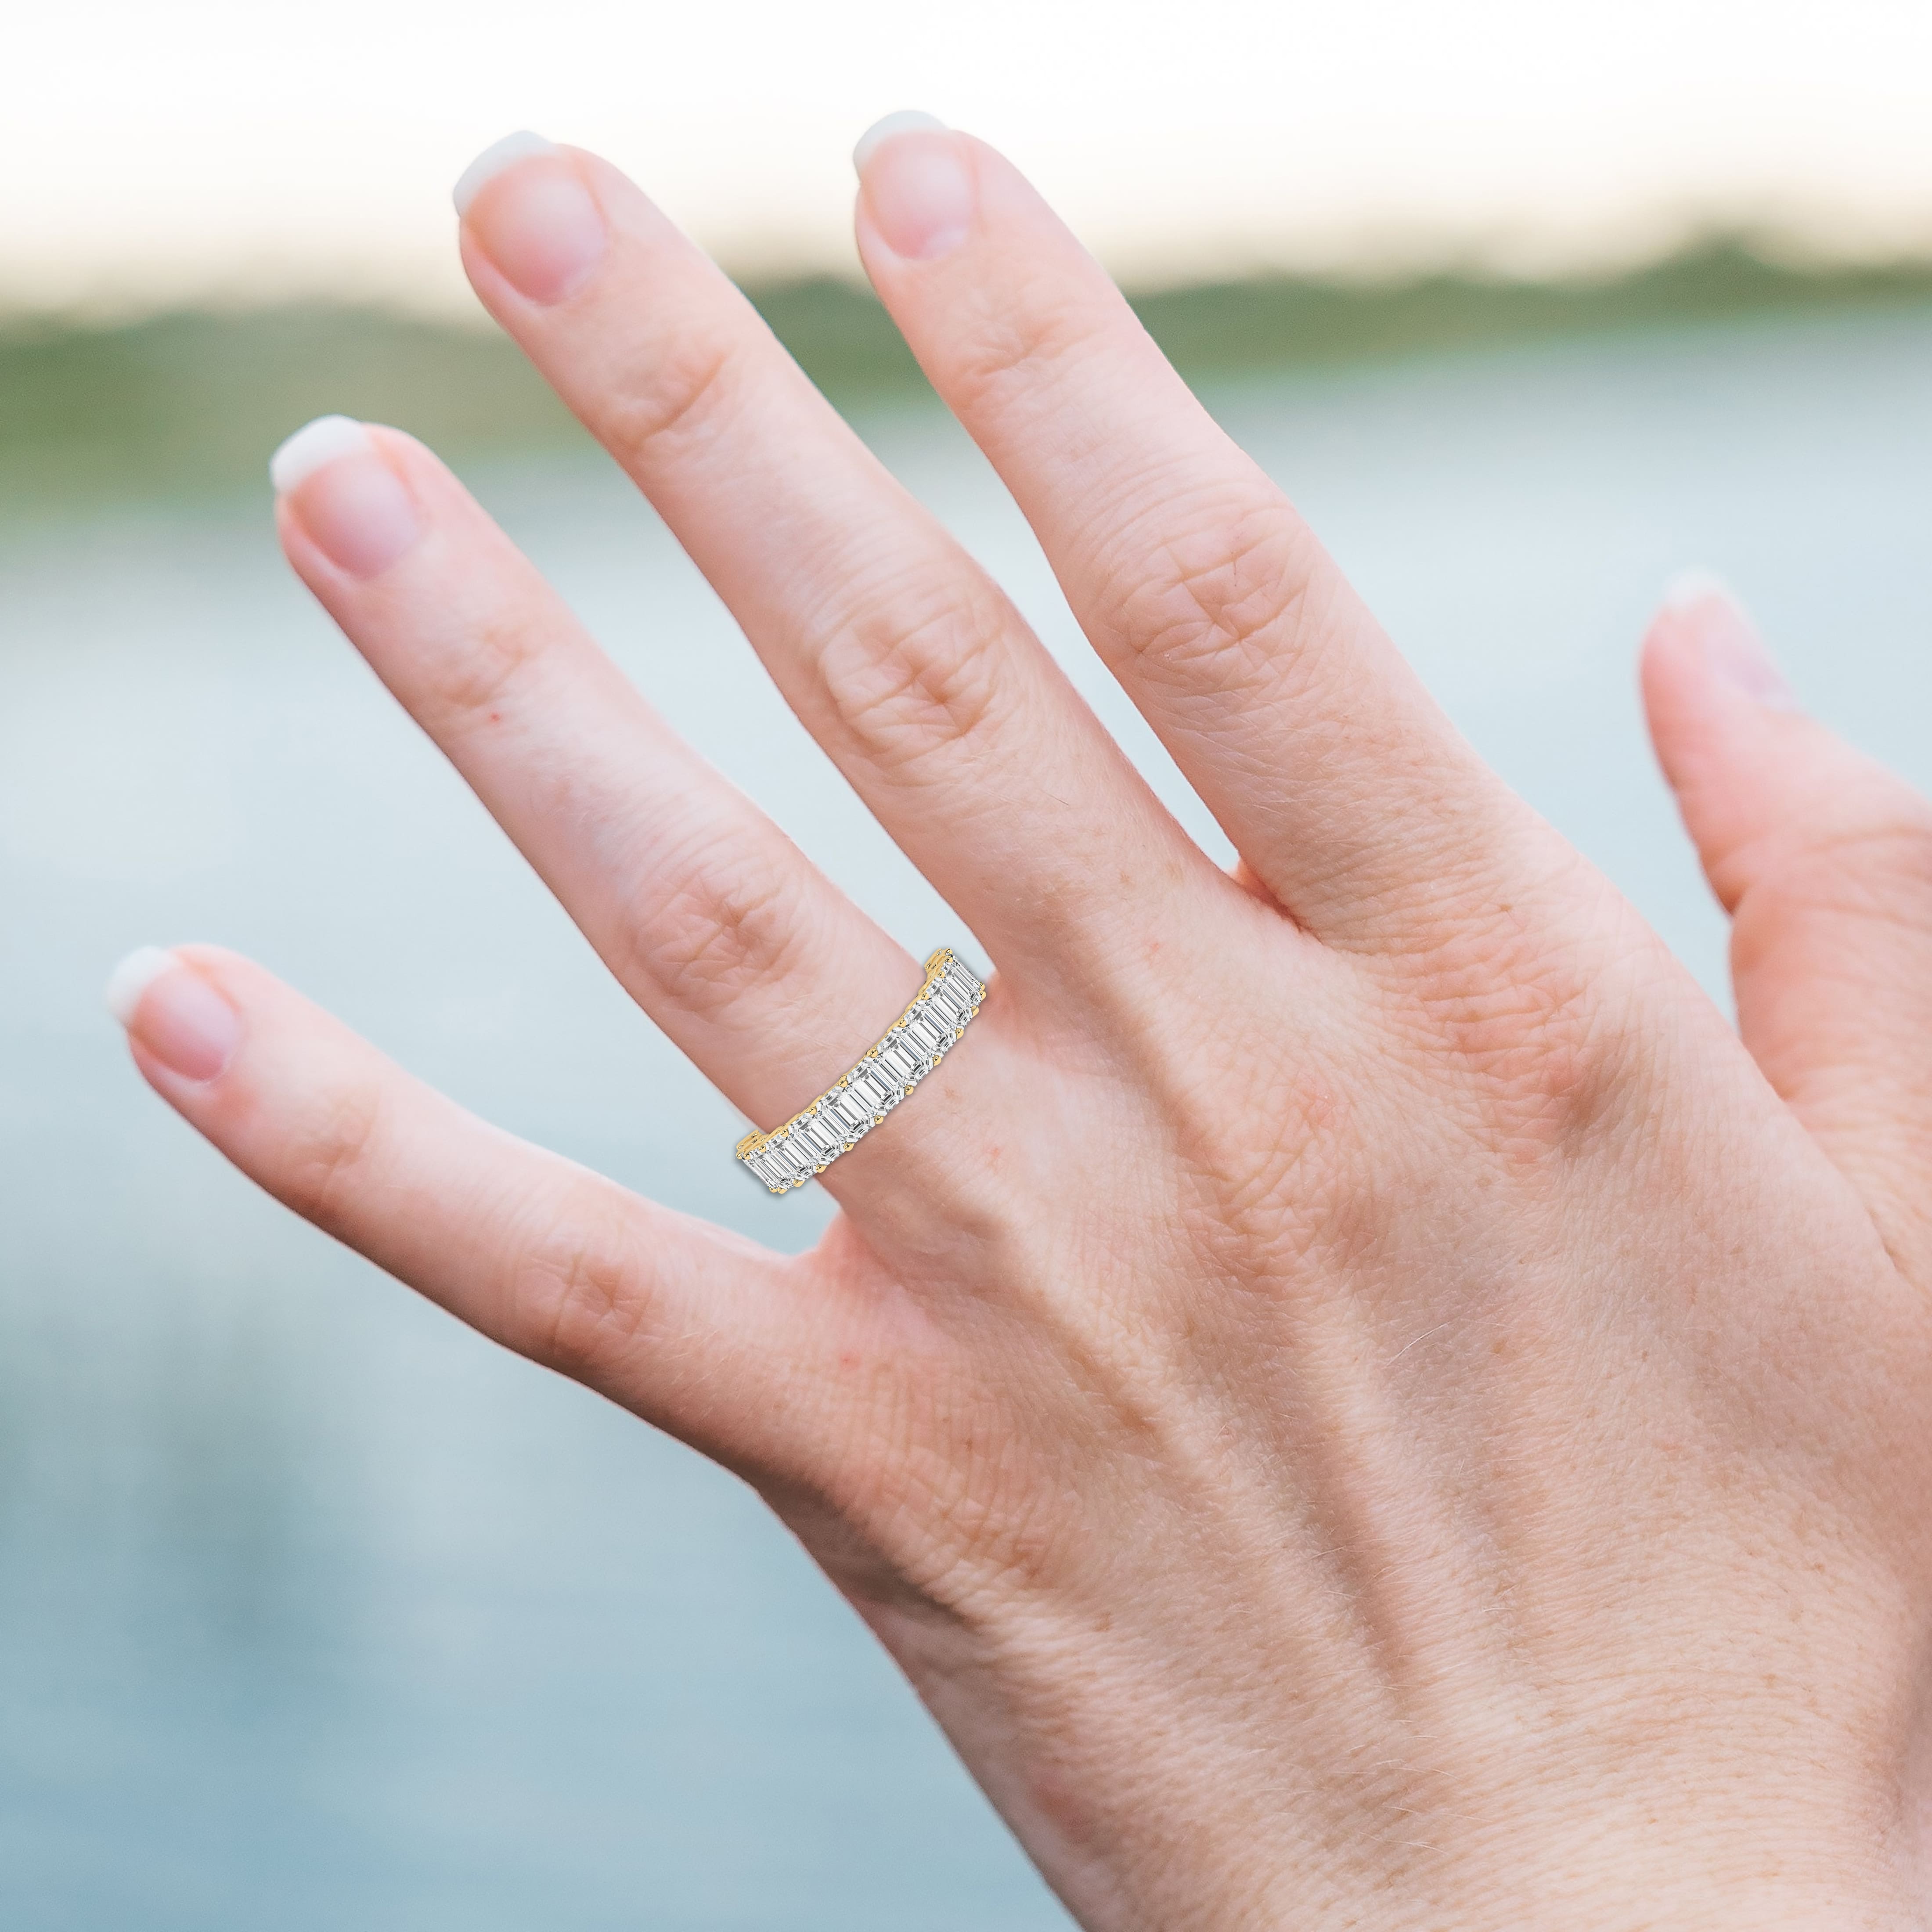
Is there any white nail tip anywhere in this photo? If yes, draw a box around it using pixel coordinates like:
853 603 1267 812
105 946 179 1027
1661 567 1737 612
269 415 372 494
452 130 559 216
852 110 948 176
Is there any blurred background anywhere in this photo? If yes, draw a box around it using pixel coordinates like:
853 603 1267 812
3 3 1931 1925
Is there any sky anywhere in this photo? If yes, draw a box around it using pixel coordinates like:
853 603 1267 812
7 0 1932 319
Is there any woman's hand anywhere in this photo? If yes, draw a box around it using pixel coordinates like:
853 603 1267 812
109 122 1932 1929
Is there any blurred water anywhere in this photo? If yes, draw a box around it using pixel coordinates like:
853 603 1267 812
1 304 1928 1928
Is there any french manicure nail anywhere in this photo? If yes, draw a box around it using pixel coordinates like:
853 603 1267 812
852 109 948 175
270 416 423 579
452 130 560 216
855 112 973 260
105 947 242 1083
455 130 606 305
1662 570 1800 710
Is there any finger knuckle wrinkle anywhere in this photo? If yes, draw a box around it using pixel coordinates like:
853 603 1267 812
281 1082 388 1233
1179 1072 1371 1276
419 604 541 733
1412 917 1628 1161
602 338 739 465
508 1198 649 1381
642 834 813 1018
946 288 1102 420
1111 502 1321 693
820 575 1008 774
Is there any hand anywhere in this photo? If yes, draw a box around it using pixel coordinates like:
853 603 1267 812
108 122 1932 1929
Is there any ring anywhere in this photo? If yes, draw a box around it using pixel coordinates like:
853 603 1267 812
735 948 988 1194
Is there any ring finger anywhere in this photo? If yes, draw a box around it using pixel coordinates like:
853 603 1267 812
271 415 924 1141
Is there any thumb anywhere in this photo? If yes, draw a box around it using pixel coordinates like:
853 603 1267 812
1643 574 1932 1273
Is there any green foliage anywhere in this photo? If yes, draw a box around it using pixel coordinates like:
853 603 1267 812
4 245 1929 506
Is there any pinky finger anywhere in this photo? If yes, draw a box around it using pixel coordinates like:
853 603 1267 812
105 942 839 1479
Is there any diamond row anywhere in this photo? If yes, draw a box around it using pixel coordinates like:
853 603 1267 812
735 949 987 1195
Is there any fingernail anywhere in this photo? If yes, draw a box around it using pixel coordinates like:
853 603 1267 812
854 112 973 260
452 130 559 215
1662 570 1800 710
270 416 422 578
455 130 606 305
852 109 947 174
105 947 241 1083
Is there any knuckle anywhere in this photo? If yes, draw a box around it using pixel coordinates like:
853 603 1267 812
600 337 739 466
636 829 817 1021
502 1189 650 1382
1456 980 1619 1161
1399 872 1640 1162
1159 1027 1370 1276
943 284 1105 422
414 601 544 736
1099 490 1326 696
278 1079 388 1235
816 566 1010 776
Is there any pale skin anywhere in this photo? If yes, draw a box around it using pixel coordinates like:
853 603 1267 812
110 121 1932 1927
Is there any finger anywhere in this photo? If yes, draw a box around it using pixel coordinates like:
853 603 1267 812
1642 576 1932 1269
852 119 1520 939
268 413 921 1144
449 134 1216 977
105 942 854 1476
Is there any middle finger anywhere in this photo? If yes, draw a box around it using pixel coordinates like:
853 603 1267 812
451 135 1221 981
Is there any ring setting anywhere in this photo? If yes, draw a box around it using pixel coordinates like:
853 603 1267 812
735 948 987 1194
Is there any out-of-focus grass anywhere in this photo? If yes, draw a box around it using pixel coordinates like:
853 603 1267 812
4 244 1931 506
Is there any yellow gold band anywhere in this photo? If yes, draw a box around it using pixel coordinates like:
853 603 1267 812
734 948 987 1194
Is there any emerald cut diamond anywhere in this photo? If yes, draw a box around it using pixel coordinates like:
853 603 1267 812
736 948 988 1193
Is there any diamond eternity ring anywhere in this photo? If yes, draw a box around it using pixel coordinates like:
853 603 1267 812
734 948 987 1194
